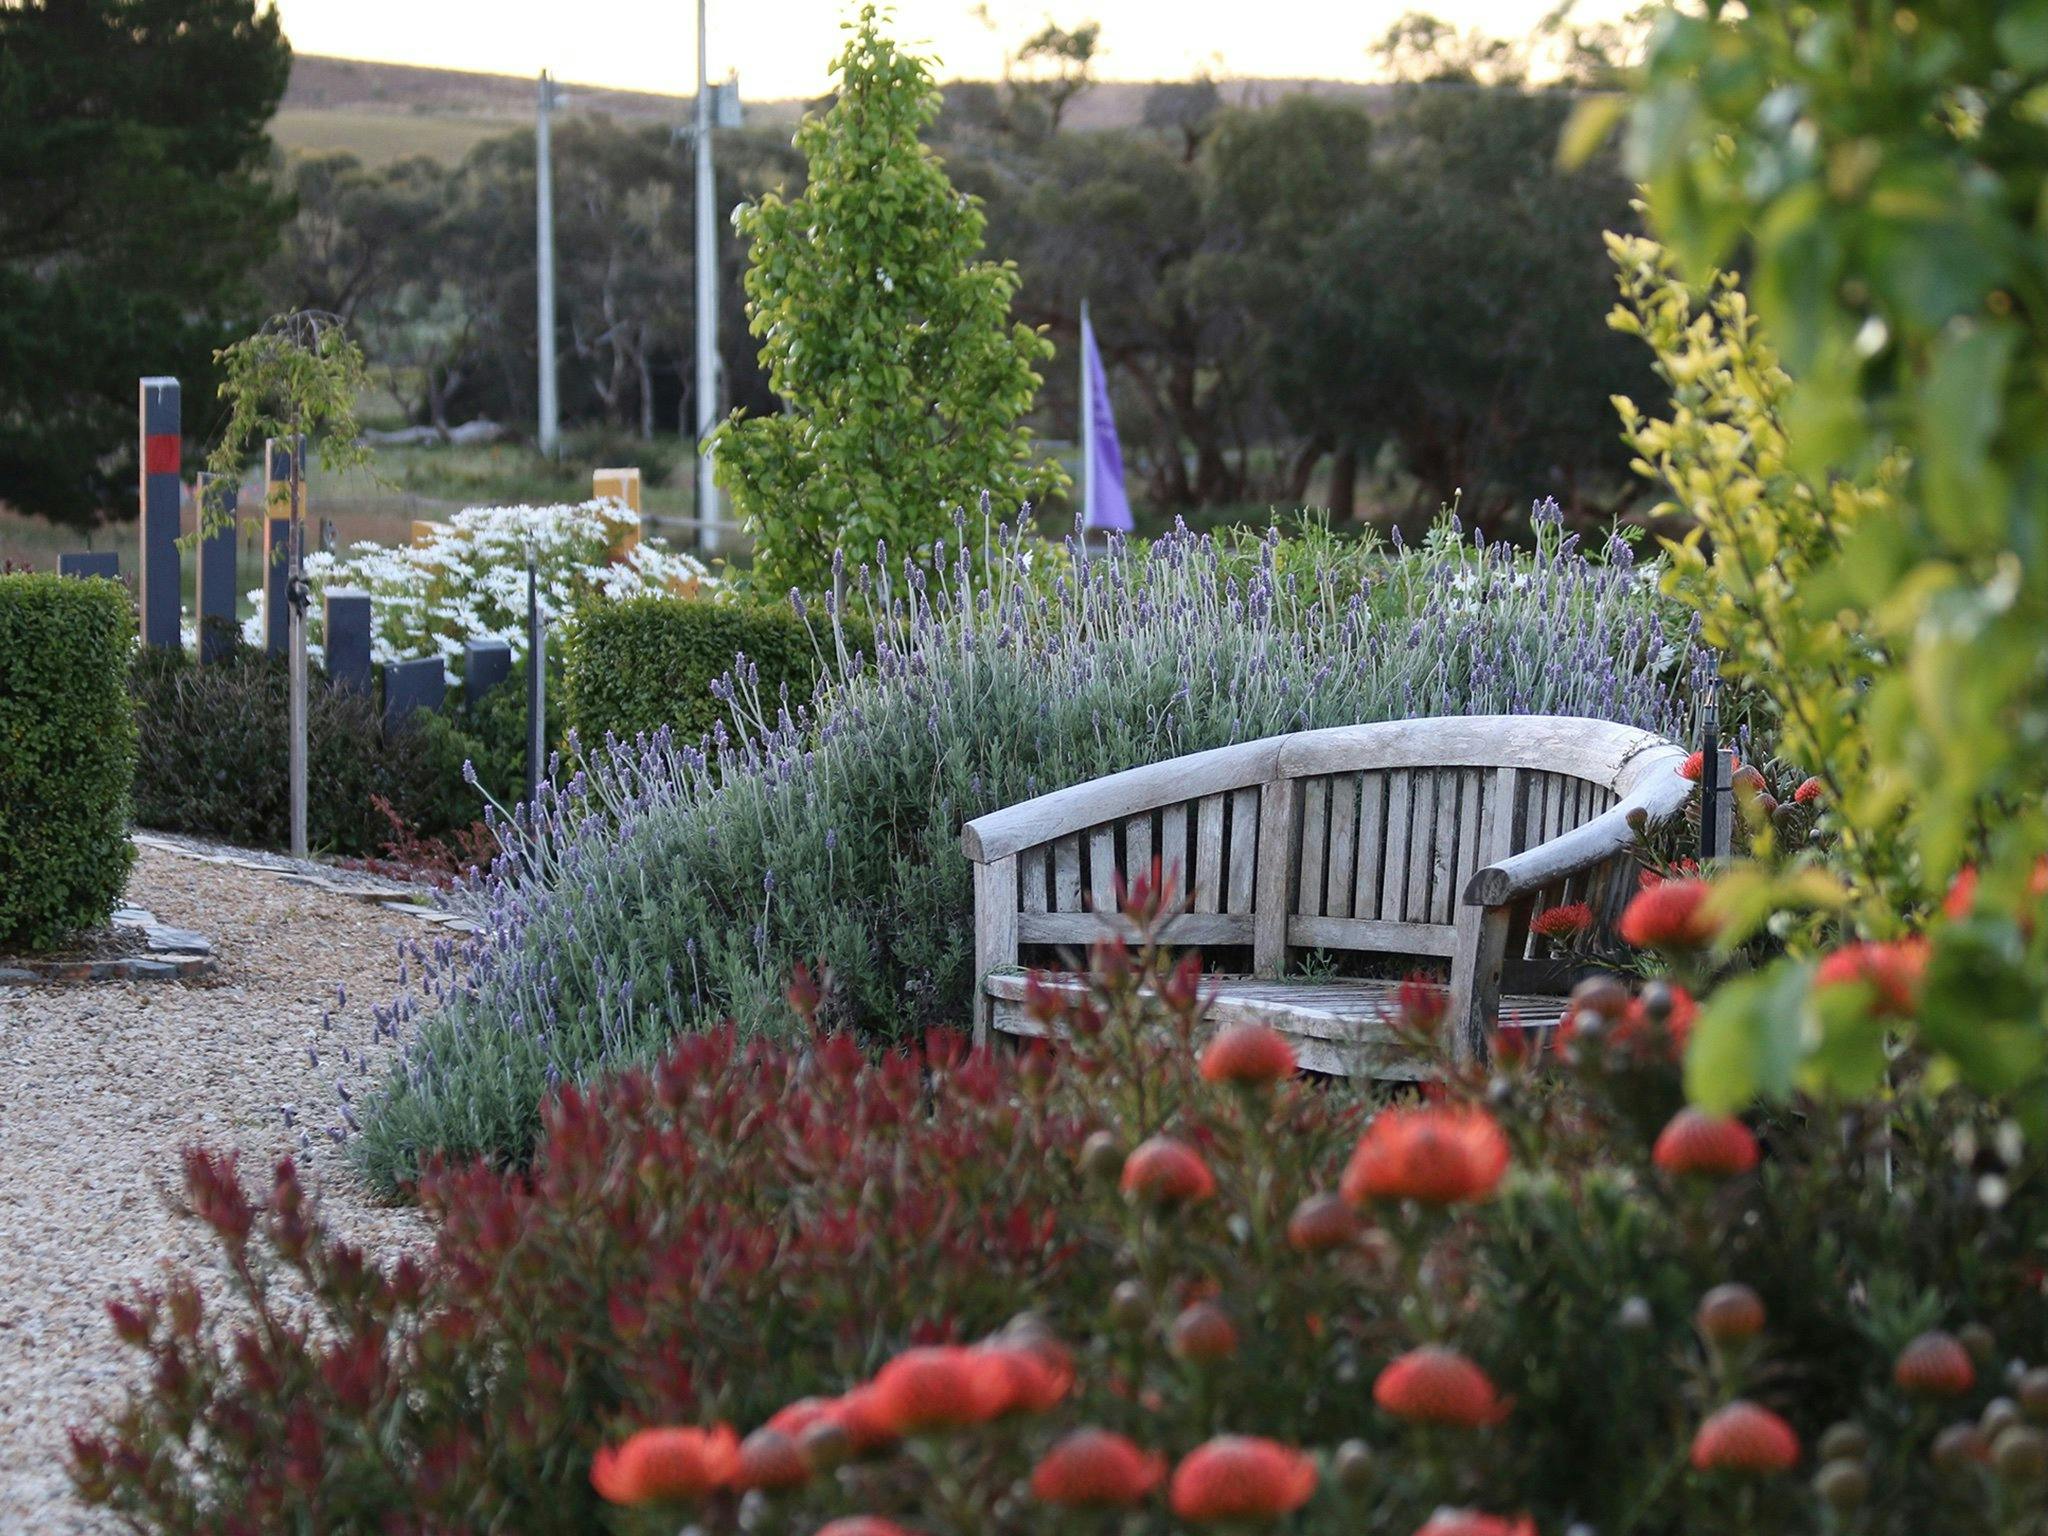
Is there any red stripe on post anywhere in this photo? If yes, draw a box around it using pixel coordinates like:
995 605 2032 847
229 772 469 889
144 434 180 475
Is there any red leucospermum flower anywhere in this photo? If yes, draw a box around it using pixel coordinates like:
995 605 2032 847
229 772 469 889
1121 1136 1217 1204
589 1425 739 1505
1531 902 1594 940
870 1346 1008 1433
733 1427 810 1491
1793 776 1823 805
1653 1109 1759 1178
1341 1105 1510 1206
1286 1192 1360 1252
1619 879 1719 951
1171 1300 1240 1363
1894 1331 1976 1399
1030 1428 1167 1508
1695 1283 1766 1343
1373 1346 1509 1428
1691 1401 1800 1474
1416 1513 1538 1536
976 1338 1073 1415
815 1521 916 1536
1168 1436 1319 1522
1199 1022 1297 1085
1814 940 1927 1019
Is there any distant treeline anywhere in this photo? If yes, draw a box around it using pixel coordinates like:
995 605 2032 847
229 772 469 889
265 16 1651 534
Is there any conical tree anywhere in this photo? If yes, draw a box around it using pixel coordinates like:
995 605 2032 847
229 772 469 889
711 6 1064 593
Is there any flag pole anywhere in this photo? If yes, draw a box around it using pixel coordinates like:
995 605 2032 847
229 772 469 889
1080 298 1095 535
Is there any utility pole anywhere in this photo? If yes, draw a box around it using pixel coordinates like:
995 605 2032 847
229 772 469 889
536 69 561 458
693 0 723 553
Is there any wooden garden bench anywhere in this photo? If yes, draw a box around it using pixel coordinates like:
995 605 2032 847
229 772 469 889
961 715 1693 1073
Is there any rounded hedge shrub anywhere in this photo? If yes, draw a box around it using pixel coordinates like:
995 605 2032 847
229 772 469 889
0 572 137 951
561 593 869 749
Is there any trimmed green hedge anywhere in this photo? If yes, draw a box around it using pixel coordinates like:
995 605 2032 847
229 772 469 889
0 574 138 951
130 645 521 856
560 595 868 748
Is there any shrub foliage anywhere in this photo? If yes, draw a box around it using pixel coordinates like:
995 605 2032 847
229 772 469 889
560 595 868 749
74 897 2048 1533
356 517 1705 1190
0 572 137 950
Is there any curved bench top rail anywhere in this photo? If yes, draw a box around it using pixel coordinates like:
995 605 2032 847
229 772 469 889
961 715 1684 864
1463 743 1692 906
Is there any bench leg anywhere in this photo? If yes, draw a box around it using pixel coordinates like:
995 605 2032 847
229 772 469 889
972 855 1018 1051
1446 903 1512 1063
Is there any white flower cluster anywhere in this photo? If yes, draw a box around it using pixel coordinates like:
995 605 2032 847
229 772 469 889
241 500 713 680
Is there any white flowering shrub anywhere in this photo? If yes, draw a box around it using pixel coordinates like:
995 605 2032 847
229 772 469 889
242 500 713 678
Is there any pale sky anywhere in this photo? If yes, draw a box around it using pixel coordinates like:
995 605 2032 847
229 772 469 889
275 0 1628 100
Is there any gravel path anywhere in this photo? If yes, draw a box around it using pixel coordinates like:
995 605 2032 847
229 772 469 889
0 844 432 1532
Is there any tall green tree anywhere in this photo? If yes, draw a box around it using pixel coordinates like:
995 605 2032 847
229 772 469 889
0 0 291 527
712 6 1063 593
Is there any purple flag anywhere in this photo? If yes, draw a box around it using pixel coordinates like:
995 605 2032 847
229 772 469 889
1081 304 1133 532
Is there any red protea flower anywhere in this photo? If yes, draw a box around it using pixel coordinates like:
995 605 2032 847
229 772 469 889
1653 1109 1759 1178
589 1425 739 1505
1415 1513 1538 1536
1171 1301 1240 1363
1814 940 1927 1019
975 1339 1073 1415
1120 1136 1217 1204
1695 1283 1766 1343
1030 1428 1167 1508
1619 879 1719 951
1531 902 1594 940
1168 1436 1318 1522
1199 1022 1297 1085
1793 776 1823 805
1286 1192 1359 1252
870 1346 1008 1433
1690 1401 1799 1474
733 1427 810 1491
1373 1346 1509 1428
1341 1105 1510 1206
1894 1331 1976 1398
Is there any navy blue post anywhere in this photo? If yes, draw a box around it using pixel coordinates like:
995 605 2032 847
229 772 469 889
465 639 513 705
261 518 290 656
194 472 238 664
382 656 445 736
59 552 119 580
324 589 373 693
138 377 182 648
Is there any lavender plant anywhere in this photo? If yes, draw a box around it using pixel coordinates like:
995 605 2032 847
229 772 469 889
353 507 1707 1190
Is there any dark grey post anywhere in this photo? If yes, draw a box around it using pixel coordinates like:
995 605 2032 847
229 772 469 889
382 656 445 736
138 377 181 648
466 638 512 704
526 550 545 800
261 516 290 656
59 552 119 580
324 589 373 693
194 472 238 664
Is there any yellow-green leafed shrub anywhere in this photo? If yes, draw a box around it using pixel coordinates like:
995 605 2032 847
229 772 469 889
0 573 137 950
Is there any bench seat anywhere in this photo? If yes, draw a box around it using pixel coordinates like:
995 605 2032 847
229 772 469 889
984 969 1567 1078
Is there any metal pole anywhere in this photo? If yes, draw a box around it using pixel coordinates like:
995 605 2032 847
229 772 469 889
1699 657 1720 864
693 0 722 554
536 70 560 459
1080 298 1095 533
526 550 545 802
287 427 309 859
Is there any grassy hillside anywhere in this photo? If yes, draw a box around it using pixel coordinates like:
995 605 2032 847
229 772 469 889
271 108 526 167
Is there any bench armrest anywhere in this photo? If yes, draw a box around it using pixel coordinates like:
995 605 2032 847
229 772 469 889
1461 760 1693 908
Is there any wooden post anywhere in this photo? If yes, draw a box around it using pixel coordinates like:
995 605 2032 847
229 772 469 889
971 854 1019 1047
261 441 295 656
592 467 642 562
1251 776 1298 978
